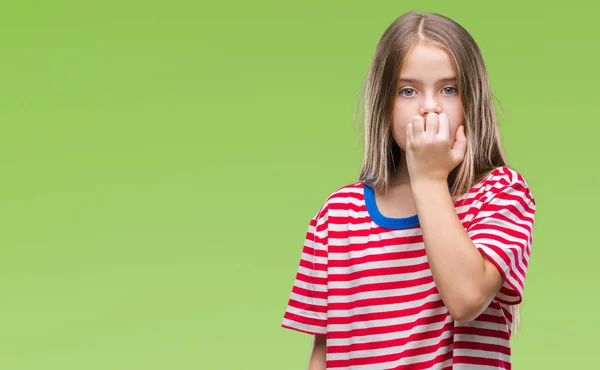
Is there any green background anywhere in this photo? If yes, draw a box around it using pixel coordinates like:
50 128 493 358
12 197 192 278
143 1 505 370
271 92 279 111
0 0 596 369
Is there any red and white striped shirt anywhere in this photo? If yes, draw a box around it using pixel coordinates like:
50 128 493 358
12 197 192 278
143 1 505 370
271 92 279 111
282 166 536 369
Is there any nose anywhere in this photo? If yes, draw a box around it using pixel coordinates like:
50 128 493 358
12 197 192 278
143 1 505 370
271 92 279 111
419 95 442 116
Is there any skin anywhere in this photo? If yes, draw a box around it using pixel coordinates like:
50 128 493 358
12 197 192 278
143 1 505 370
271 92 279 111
391 43 504 324
307 43 505 369
307 335 326 370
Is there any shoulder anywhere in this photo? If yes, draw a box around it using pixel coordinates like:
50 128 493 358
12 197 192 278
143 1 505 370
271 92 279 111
325 182 365 203
311 182 365 220
473 166 536 206
480 166 532 187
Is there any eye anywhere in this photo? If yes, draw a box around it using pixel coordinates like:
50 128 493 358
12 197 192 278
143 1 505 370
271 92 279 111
399 88 416 97
442 86 458 95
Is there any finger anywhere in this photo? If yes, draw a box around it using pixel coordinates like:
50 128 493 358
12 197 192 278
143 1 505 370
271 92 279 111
412 115 425 136
406 123 414 148
437 113 450 141
426 113 439 136
451 125 467 162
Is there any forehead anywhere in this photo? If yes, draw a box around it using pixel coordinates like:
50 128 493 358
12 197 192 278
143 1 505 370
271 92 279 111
399 44 456 80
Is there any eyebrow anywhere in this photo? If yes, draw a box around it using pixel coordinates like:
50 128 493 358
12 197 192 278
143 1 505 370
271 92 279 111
399 77 457 84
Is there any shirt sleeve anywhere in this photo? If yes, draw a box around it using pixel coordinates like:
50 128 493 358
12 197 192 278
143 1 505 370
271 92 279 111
281 208 328 335
467 179 536 305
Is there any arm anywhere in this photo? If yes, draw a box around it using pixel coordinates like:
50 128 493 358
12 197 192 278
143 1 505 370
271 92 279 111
281 207 330 364
307 335 326 370
405 113 535 323
412 179 503 323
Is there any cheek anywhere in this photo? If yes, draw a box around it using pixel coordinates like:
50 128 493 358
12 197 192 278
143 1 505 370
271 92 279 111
391 105 410 150
446 106 465 136
392 123 407 149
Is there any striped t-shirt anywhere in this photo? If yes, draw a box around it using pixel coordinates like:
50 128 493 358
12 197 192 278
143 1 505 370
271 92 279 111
281 166 536 369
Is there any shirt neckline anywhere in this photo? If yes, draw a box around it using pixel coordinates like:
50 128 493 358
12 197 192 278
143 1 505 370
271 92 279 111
363 184 420 229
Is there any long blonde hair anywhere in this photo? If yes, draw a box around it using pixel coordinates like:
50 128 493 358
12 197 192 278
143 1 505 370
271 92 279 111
355 11 521 335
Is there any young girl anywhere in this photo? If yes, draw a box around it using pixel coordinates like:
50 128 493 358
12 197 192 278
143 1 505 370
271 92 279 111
281 11 536 370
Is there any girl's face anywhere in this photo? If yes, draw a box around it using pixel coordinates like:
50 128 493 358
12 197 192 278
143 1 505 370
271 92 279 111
392 43 465 151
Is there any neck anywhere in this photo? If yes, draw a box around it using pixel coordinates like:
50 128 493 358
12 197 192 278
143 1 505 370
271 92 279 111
389 152 454 189
389 152 411 187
